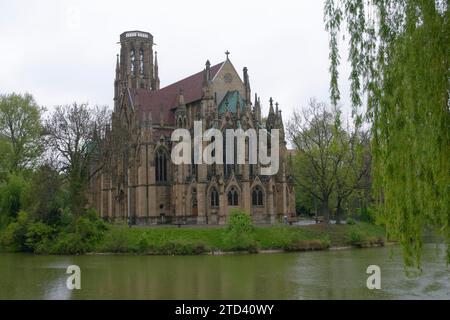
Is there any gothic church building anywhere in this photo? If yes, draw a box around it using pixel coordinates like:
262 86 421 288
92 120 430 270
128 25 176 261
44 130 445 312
89 31 296 225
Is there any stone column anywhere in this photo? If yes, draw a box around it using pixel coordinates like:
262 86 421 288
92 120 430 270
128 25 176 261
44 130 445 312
267 188 275 224
197 183 207 224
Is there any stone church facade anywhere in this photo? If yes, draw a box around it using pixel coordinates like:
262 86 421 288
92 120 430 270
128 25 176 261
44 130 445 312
89 30 296 225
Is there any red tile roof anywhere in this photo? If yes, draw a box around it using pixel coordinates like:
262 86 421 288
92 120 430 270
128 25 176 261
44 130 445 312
130 61 224 126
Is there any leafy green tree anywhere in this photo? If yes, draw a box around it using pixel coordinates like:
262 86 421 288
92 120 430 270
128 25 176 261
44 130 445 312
324 0 449 267
223 209 257 251
0 138 13 181
334 128 371 224
0 173 27 221
0 93 43 172
287 99 345 223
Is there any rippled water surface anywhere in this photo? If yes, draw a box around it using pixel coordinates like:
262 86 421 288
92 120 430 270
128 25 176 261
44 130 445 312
0 244 448 299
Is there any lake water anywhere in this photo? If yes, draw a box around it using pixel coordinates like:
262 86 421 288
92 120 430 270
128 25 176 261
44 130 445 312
0 244 448 300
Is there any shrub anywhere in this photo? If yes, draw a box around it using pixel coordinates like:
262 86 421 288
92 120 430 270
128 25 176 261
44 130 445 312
223 210 258 252
51 232 86 255
347 228 364 246
75 215 107 245
0 211 30 252
25 222 56 253
50 209 108 254
357 206 375 223
346 217 356 225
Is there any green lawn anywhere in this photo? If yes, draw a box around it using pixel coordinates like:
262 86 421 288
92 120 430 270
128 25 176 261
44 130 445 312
94 222 385 255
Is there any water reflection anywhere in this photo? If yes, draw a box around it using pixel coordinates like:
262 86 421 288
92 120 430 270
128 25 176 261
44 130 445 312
0 244 448 300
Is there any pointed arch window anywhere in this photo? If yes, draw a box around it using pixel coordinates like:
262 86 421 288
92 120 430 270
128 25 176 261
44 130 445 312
223 131 237 179
139 49 144 75
191 151 197 179
210 188 219 207
192 188 198 208
252 186 264 206
130 49 136 76
227 187 239 206
155 148 168 182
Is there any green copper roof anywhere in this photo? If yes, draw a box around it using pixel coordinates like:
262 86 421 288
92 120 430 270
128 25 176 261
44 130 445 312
218 90 246 114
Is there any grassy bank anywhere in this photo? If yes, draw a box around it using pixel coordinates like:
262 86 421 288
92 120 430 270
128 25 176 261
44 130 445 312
94 222 385 255
0 209 385 255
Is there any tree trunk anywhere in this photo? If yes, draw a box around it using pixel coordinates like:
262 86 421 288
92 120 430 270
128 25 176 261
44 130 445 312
335 198 342 224
322 201 331 223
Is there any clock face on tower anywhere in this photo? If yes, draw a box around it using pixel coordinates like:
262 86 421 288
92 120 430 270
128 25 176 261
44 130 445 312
224 73 233 83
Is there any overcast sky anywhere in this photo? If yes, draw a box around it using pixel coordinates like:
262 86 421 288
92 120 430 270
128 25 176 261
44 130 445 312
0 0 352 121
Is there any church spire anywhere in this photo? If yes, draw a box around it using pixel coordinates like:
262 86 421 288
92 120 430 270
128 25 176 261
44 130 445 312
154 51 160 90
254 93 261 122
202 60 213 98
269 97 275 115
178 88 185 107
243 67 251 104
206 60 211 81
114 54 120 111
267 97 276 131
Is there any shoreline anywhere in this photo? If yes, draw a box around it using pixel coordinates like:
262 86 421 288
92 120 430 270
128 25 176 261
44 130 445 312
82 241 395 257
1 240 394 257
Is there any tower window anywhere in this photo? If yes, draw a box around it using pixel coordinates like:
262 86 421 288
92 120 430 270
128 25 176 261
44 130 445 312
130 49 136 76
227 187 239 206
252 186 264 206
155 148 168 182
139 49 144 75
210 188 219 207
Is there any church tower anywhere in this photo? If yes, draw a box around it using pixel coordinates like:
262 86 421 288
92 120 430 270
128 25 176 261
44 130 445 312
116 31 157 92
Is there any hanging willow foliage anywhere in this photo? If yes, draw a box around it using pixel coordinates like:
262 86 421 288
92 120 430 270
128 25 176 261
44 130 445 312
324 0 449 269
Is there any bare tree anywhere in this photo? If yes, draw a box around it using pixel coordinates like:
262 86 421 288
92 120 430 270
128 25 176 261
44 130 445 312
44 102 110 212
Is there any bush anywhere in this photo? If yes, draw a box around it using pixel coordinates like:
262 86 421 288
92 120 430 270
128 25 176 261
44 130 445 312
223 210 258 252
50 209 108 255
51 232 86 255
25 222 56 253
75 215 107 244
357 206 375 223
346 217 356 225
0 211 30 252
347 228 364 246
